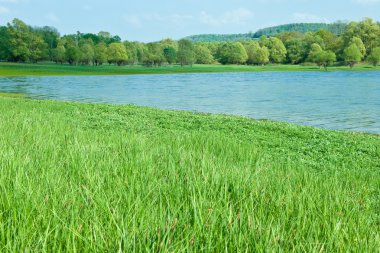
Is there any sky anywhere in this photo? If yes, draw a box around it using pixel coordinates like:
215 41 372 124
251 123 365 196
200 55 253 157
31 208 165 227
0 0 379 42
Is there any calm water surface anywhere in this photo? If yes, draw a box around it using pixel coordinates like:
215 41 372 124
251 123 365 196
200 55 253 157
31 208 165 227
1 71 379 133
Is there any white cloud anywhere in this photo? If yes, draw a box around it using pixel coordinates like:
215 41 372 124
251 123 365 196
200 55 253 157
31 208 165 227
0 5 9 14
46 13 60 23
200 8 254 26
0 0 18 3
293 12 330 23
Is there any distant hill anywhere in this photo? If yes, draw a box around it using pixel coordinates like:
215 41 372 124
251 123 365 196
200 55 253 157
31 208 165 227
184 33 255 43
185 22 348 42
253 22 347 37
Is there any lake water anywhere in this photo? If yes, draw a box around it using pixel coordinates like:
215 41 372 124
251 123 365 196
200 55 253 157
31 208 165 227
1 71 379 133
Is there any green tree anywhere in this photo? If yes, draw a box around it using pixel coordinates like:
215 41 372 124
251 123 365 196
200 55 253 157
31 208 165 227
28 34 48 63
218 42 248 65
134 42 146 63
107 42 128 66
267 37 287 63
163 46 177 64
285 39 307 64
350 36 366 58
315 29 337 51
80 43 94 65
177 39 194 66
94 42 108 66
367 47 380 67
329 36 345 61
252 46 270 65
243 41 260 65
303 32 324 50
0 26 11 61
124 41 138 65
60 36 81 65
143 42 165 66
343 44 363 68
203 42 219 59
343 18 380 54
7 19 48 63
65 45 81 65
314 50 336 70
7 19 31 62
98 31 111 41
35 26 60 61
160 38 178 51
52 44 66 64
259 35 270 47
194 44 214 64
307 43 323 63
276 31 303 43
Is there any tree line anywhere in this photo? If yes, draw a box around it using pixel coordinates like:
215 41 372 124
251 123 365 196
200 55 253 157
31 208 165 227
185 22 347 42
253 22 347 38
0 18 380 69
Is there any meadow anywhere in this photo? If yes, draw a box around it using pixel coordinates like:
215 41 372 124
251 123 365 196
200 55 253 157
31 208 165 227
0 62 378 76
0 96 379 252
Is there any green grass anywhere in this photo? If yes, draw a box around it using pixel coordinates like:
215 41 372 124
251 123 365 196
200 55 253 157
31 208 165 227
0 92 25 98
0 62 378 76
0 97 379 252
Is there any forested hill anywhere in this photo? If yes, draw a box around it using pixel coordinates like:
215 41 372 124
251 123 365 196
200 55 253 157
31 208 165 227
185 22 347 42
184 33 255 43
255 22 347 37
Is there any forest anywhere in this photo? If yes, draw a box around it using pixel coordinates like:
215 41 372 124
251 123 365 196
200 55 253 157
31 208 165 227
0 18 380 69
185 22 347 42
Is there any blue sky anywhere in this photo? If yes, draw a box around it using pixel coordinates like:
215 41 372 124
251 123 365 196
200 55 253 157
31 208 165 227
0 0 379 42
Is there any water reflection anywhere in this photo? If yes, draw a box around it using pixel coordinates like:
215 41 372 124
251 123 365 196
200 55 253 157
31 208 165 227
0 71 379 133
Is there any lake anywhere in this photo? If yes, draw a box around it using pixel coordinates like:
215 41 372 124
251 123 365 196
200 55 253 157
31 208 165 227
1 71 379 133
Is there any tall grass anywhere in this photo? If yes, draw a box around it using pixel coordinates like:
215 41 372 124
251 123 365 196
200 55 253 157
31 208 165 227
0 97 379 252
0 62 378 76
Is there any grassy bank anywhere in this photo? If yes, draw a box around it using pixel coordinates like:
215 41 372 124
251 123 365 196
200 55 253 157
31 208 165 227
0 92 25 98
0 62 378 76
0 96 379 252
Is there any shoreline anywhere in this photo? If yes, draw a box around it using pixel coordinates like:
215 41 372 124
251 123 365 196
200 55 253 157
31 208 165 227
0 62 379 77
1 94 379 136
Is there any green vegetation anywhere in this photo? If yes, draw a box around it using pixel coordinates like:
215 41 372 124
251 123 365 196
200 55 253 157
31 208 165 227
177 39 195 66
314 50 337 70
261 37 287 63
0 92 24 98
0 62 379 77
367 47 380 67
243 41 268 65
0 96 379 252
107 43 128 66
307 43 337 70
1 18 379 70
185 33 255 43
253 22 348 38
344 44 363 68
185 22 348 42
194 44 214 64
218 42 248 64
